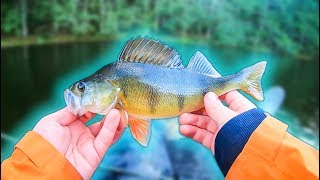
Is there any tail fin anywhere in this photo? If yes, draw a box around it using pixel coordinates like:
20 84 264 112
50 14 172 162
239 61 267 101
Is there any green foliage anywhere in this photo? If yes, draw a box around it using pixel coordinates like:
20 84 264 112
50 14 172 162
1 0 319 60
1 3 21 35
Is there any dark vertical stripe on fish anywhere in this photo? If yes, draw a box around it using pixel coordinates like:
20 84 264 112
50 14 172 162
177 95 185 111
209 78 228 92
148 86 159 114
119 80 128 98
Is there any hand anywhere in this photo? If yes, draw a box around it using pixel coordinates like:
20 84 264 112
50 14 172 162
33 107 125 179
179 90 256 154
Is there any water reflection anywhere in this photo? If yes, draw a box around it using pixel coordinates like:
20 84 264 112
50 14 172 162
1 43 112 133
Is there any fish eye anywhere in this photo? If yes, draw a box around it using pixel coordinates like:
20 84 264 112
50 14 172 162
77 82 86 93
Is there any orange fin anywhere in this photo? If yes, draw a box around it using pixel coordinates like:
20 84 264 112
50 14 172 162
128 118 151 146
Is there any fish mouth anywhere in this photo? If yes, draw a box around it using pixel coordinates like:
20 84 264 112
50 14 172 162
64 89 86 116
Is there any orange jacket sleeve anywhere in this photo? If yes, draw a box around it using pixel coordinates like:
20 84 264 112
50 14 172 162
1 131 82 180
226 116 319 179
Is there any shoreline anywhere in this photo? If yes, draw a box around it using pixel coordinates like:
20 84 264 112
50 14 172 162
1 34 315 61
1 34 214 48
1 35 118 48
0 34 267 53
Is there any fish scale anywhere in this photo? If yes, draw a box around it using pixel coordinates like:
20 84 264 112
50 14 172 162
107 63 209 118
64 37 267 146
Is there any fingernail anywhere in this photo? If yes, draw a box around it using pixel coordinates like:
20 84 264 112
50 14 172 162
205 92 218 103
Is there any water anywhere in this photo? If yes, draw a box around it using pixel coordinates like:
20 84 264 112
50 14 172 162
1 39 319 179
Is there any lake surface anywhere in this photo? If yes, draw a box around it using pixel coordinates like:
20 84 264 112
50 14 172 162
1 39 319 179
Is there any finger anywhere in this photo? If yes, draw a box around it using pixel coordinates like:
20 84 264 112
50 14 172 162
179 113 218 133
89 118 106 137
224 90 256 113
180 125 214 149
218 94 227 101
55 107 78 126
89 111 126 137
89 116 125 142
204 92 238 126
192 108 208 116
79 112 96 123
112 121 126 144
94 109 121 158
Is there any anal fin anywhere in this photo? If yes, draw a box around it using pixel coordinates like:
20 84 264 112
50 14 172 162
128 117 151 146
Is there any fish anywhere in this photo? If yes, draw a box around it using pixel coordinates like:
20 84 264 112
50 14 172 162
64 37 267 146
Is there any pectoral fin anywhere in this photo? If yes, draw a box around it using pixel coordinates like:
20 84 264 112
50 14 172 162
128 118 151 146
115 103 128 127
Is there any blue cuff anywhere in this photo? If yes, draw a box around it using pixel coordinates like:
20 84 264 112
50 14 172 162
214 108 266 176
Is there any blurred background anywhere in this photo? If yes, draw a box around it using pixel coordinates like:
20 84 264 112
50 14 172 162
1 0 319 179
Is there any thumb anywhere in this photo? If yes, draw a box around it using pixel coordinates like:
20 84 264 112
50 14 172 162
204 92 238 127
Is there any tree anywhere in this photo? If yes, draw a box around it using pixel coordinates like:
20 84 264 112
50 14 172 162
20 0 28 37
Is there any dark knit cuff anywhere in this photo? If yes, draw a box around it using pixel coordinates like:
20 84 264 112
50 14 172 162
214 108 266 176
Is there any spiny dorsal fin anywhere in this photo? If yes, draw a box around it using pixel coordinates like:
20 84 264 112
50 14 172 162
187 51 221 77
118 37 184 68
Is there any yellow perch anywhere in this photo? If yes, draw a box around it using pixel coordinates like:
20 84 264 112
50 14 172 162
64 37 267 146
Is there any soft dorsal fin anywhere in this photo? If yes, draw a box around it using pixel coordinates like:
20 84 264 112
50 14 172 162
118 37 184 68
187 51 221 77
